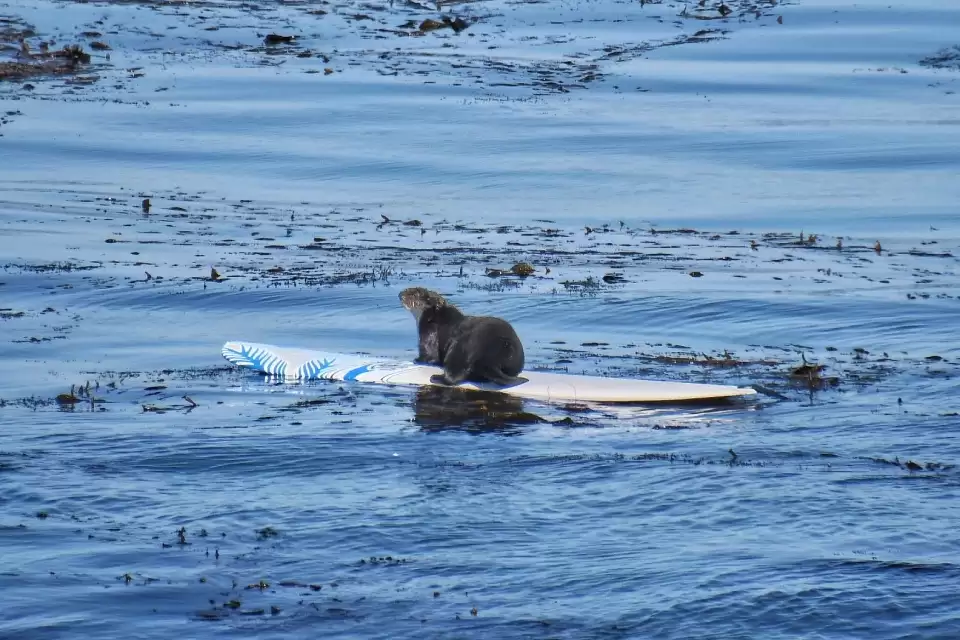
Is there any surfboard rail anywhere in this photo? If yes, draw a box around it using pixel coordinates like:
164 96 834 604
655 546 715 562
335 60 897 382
221 341 758 403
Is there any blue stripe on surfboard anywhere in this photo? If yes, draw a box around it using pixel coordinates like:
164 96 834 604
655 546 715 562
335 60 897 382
344 364 373 381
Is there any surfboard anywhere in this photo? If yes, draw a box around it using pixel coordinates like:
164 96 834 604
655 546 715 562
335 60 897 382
221 341 757 403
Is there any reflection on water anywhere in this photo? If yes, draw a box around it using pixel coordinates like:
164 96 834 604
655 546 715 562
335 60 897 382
412 386 545 435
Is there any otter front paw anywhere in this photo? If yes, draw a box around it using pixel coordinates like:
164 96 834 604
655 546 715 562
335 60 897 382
429 374 452 386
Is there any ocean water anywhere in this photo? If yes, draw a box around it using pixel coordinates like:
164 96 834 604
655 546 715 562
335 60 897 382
1 0 959 636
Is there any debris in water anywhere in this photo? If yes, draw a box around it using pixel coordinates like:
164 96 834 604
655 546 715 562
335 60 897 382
419 16 470 34
245 580 270 590
264 34 296 45
789 353 839 390
256 526 279 540
486 262 535 277
56 385 81 405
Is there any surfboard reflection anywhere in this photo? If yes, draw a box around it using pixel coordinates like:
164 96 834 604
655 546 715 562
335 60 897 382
412 386 547 435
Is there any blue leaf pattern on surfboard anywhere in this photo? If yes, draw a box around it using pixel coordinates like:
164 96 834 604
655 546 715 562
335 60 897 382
298 358 336 379
222 343 339 380
222 343 288 377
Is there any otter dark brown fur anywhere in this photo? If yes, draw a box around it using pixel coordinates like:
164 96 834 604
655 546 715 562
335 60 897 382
399 287 525 387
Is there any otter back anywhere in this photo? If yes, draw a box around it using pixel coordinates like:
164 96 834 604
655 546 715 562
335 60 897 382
436 316 525 386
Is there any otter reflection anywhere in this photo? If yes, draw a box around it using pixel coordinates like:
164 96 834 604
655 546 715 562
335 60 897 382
412 385 546 434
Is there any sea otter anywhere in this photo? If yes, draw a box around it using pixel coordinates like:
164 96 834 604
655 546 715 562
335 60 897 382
398 287 526 387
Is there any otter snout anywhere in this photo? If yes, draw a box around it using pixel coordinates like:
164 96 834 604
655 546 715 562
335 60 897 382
399 287 446 312
398 288 420 312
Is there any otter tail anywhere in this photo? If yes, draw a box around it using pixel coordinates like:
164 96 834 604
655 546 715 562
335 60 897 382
483 370 528 388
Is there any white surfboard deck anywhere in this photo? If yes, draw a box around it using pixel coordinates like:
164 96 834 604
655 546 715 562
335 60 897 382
222 341 757 403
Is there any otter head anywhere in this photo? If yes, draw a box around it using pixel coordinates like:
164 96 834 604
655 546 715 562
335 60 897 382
399 287 449 322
